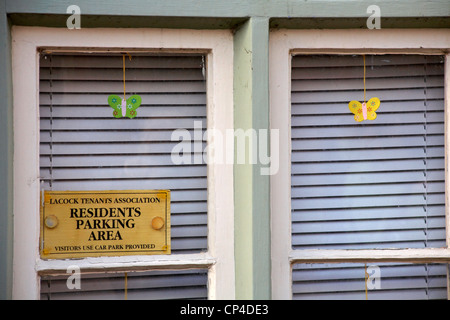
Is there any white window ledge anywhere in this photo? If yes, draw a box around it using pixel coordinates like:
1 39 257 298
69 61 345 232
36 253 216 275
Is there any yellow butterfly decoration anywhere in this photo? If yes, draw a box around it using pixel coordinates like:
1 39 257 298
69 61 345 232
349 97 380 122
349 55 381 122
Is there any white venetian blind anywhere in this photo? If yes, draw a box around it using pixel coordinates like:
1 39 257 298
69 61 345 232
290 54 448 300
40 269 208 300
39 53 208 299
291 54 446 250
39 53 207 255
293 263 448 300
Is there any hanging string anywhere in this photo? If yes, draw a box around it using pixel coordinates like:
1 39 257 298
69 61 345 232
48 53 54 189
363 54 366 104
364 263 369 300
122 53 132 99
124 272 128 300
123 54 126 99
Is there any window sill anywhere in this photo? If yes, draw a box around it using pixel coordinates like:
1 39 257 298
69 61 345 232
36 252 216 275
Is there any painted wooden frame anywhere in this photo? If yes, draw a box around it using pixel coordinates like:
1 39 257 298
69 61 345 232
269 29 450 299
12 26 235 300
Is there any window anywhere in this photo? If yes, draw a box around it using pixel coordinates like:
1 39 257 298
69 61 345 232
39 53 208 254
270 29 450 299
12 27 234 299
38 53 208 299
291 54 446 251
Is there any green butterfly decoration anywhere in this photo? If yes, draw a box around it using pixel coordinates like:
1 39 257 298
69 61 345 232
108 95 142 119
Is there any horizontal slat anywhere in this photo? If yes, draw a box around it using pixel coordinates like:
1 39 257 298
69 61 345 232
294 276 437 294
40 177 207 190
292 229 445 247
40 129 200 143
292 63 444 80
294 289 447 300
292 193 444 210
172 225 207 238
292 160 443 176
40 93 206 106
292 100 444 115
40 68 204 81
291 76 444 92
171 238 208 252
292 216 445 234
291 181 443 198
40 166 206 180
292 123 444 138
292 135 443 150
293 263 447 280
40 55 204 69
42 287 207 300
39 141 207 155
40 154 207 168
292 169 444 185
172 213 207 226
40 118 206 130
39 105 206 119
292 240 447 250
162 201 207 214
292 206 445 223
292 87 444 104
40 80 206 94
297 167 440 185
291 55 443 68
292 111 443 127
292 146 444 162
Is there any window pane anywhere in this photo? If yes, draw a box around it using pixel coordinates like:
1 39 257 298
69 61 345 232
293 263 448 300
40 269 208 300
39 54 208 254
291 54 446 249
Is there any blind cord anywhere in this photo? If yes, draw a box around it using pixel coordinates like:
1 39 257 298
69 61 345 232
49 54 53 190
423 56 430 298
124 272 128 300
424 56 429 249
123 54 126 99
363 55 366 104
123 53 132 99
365 263 369 300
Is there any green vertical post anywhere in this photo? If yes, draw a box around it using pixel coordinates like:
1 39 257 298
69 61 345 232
0 2 13 300
234 17 271 299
